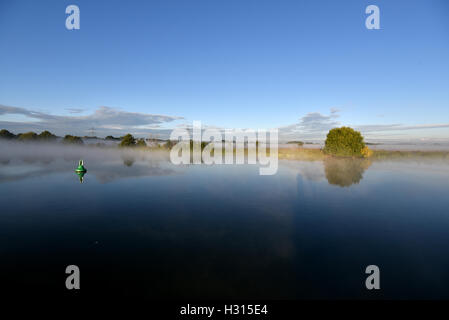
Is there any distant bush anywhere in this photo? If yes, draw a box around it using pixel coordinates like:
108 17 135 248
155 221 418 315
105 135 120 141
62 135 84 144
18 131 38 141
324 127 366 157
287 140 304 146
189 140 208 151
162 140 208 151
136 138 147 147
0 129 16 139
200 141 208 150
120 134 136 147
361 146 373 158
163 140 176 149
38 130 57 141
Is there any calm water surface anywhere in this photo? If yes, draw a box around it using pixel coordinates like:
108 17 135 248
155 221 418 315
1 146 449 300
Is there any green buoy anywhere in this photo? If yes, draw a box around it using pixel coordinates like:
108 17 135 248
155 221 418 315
75 160 87 183
75 160 87 173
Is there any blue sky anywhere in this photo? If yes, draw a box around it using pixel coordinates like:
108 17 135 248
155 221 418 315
0 0 448 140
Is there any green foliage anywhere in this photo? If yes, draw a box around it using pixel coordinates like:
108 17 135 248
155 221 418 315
0 129 16 139
361 146 373 158
190 140 207 150
324 127 366 157
163 140 176 149
105 135 119 140
162 140 208 151
1 129 57 142
62 135 84 144
287 140 304 146
120 134 136 147
136 138 147 147
38 130 57 141
18 131 38 141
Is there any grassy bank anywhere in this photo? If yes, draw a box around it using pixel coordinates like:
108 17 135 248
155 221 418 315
277 147 449 161
278 148 326 161
371 149 449 160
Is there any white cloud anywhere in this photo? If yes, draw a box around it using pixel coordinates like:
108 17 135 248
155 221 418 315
278 109 449 142
65 108 85 114
355 123 449 132
0 104 183 137
279 110 340 140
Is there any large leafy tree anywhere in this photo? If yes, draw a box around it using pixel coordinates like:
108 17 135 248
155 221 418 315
324 127 366 157
0 129 16 139
136 138 147 147
38 130 57 140
62 134 84 144
18 131 38 141
120 134 136 147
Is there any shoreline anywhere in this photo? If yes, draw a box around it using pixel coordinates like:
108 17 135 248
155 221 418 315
1 140 449 162
278 147 449 161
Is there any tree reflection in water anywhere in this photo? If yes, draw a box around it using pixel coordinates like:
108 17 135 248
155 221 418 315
324 157 372 187
122 156 135 167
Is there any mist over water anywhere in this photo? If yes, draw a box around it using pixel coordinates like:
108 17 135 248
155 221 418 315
1 141 449 299
0 141 175 183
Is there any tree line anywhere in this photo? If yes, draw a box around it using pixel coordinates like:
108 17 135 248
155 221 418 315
0 129 61 141
0 129 146 146
1 127 374 157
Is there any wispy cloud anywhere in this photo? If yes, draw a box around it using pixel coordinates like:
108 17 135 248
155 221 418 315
355 123 449 132
278 109 449 141
330 107 340 114
279 110 340 140
65 108 85 114
0 104 183 137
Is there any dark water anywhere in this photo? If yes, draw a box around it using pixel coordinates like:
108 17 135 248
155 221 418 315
1 146 449 300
